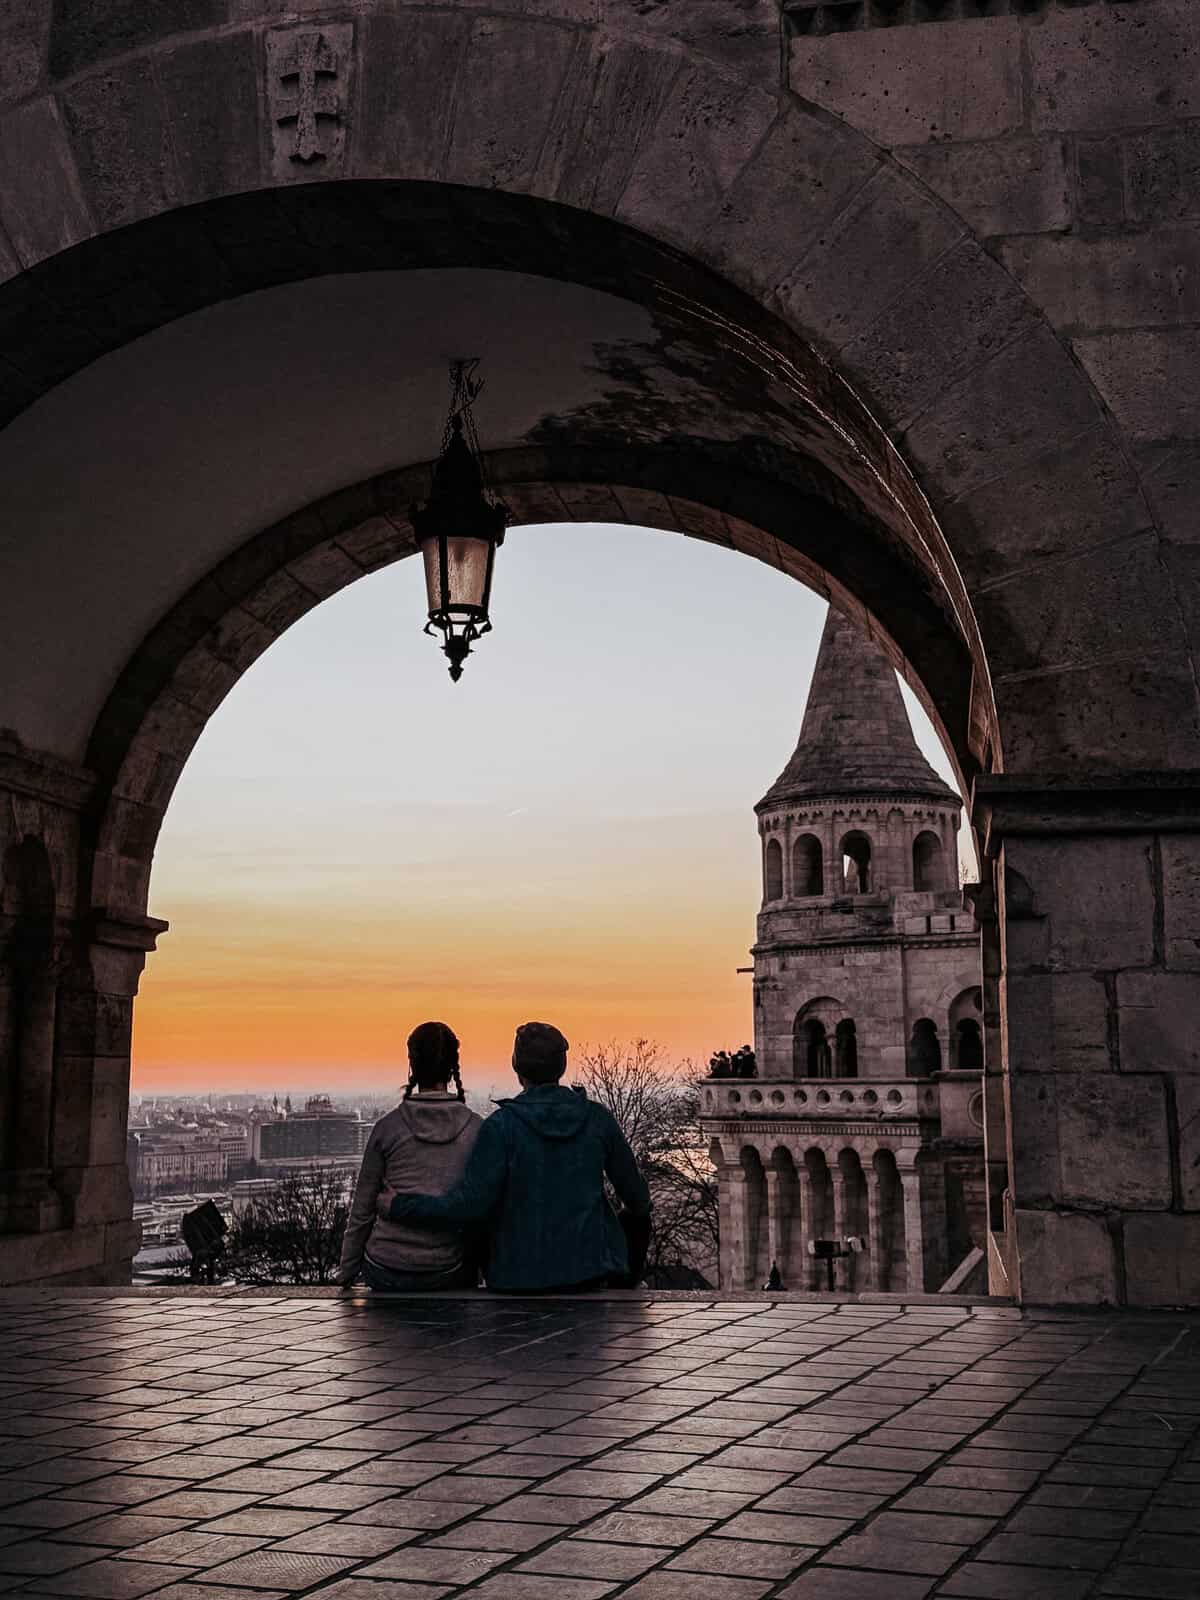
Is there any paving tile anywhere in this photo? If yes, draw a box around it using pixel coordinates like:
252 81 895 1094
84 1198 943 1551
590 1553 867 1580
202 1510 333 1537
518 1538 669 1578
480 1493 614 1526
427 1519 557 1553
358 1546 509 1582
939 1564 1095 1598
467 1576 616 1599
620 1575 772 1599
822 1530 959 1575
117 1531 268 1566
273 1525 415 1558
0 1540 112 1574
299 1582 451 1600
577 1510 714 1545
196 1549 358 1588
712 1511 851 1546
666 1537 813 1579
777 1571 934 1599
978 1531 1117 1570
27 1557 189 1596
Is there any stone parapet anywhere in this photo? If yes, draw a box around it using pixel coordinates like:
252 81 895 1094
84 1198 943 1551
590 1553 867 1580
701 1076 938 1124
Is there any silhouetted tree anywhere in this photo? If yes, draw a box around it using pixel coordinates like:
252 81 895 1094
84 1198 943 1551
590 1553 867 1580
223 1168 349 1285
574 1040 719 1283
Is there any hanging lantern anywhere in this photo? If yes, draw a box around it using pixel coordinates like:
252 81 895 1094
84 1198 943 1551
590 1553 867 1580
413 360 509 682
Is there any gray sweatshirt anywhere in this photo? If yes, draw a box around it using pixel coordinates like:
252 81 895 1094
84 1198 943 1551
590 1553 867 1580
338 1094 482 1280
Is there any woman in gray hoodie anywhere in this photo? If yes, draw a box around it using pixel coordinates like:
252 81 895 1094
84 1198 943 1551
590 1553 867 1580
337 1022 482 1290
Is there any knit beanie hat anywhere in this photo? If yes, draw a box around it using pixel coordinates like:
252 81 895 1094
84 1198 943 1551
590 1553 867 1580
513 1021 569 1084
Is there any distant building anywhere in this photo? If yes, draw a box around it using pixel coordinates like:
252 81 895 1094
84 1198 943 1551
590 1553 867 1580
700 609 986 1294
259 1094 363 1161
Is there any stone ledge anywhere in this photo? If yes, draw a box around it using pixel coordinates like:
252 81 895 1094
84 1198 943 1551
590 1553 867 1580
974 770 1200 851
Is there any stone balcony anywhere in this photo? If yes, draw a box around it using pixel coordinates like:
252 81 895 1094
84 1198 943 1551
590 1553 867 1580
700 1077 939 1124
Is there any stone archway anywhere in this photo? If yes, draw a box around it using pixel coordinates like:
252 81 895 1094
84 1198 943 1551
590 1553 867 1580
0 3 1197 1302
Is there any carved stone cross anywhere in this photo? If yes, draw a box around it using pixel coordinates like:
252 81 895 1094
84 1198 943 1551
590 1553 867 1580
275 31 340 163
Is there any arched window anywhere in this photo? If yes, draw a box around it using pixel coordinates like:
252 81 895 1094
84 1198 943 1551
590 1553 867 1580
913 830 943 892
792 833 823 896
834 1019 858 1078
907 1017 941 1077
956 1020 983 1072
840 831 871 893
949 987 984 1071
764 838 783 901
794 1018 832 1078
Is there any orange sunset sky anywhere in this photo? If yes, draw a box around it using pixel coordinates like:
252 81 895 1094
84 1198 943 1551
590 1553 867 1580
132 523 965 1096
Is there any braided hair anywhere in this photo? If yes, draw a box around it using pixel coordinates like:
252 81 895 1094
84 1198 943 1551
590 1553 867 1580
404 1021 465 1102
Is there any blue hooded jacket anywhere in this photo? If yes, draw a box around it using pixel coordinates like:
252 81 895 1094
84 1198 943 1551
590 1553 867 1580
385 1084 651 1292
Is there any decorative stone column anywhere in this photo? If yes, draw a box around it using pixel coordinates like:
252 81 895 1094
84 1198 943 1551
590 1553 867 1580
864 1161 884 1292
764 1166 783 1286
977 776 1200 1308
831 1169 849 1292
895 1150 926 1294
965 875 1009 1294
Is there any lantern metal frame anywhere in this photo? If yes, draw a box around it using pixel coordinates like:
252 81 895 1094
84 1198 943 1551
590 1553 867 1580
413 359 510 682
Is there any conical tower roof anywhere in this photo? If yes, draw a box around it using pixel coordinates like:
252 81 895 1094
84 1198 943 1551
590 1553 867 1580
758 608 959 810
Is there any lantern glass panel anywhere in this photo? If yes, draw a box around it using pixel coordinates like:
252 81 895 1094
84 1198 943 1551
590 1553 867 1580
421 533 492 616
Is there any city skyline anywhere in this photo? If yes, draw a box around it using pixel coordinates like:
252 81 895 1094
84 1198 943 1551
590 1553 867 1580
132 522 967 1096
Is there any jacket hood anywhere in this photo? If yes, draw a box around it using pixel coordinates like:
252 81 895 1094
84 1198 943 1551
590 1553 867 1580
497 1083 590 1141
397 1094 477 1145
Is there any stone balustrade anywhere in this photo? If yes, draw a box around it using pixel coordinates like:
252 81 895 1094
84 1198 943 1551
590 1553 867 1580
701 1077 938 1121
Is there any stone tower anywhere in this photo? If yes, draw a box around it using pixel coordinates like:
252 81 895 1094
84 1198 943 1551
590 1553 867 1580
700 609 985 1294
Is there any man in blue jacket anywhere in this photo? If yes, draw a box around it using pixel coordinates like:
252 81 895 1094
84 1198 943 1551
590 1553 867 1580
377 1022 651 1293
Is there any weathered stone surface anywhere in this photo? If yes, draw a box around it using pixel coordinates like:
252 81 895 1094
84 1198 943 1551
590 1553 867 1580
1006 836 1157 973
617 61 777 246
353 11 467 183
1137 441 1200 546
445 17 578 194
994 653 1200 774
1013 1208 1118 1306
158 32 261 204
840 240 1039 430
1174 1076 1200 1211
49 0 227 80
58 58 178 230
1057 1075 1172 1211
905 325 1101 500
1126 120 1200 225
775 166 964 356
1076 330 1200 445
1000 227 1200 334
1162 837 1200 973
711 106 880 294
1003 973 1111 1075
1117 974 1200 1074
789 16 1023 148
975 531 1179 681
1028 0 1200 134
898 137 1069 238
949 427 1150 590
1124 1213 1200 1306
0 0 50 109
0 97 92 267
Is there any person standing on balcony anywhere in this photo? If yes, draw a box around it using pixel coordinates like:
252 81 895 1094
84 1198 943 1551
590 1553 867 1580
338 1021 483 1290
378 1021 651 1293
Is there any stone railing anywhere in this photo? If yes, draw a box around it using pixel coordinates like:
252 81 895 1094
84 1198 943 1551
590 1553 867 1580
700 1077 938 1121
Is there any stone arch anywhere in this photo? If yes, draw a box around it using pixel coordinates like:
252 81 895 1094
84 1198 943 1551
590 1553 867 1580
836 1147 869 1292
792 832 824 897
1 10 1185 787
839 830 872 894
907 1017 943 1078
764 838 784 903
834 1019 859 1079
949 987 984 1073
0 2 1194 1305
768 1145 805 1289
872 1148 906 1293
912 830 944 893
794 998 845 1079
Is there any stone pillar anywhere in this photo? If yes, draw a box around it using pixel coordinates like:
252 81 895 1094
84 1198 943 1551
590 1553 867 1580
720 1161 759 1290
765 1166 783 1284
831 1169 848 1292
0 946 64 1235
799 1163 820 1289
865 1161 884 1291
966 875 1010 1294
896 1151 926 1294
976 777 1200 1308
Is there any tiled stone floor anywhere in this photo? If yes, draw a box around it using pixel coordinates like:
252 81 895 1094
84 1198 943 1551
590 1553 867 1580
0 1294 1196 1600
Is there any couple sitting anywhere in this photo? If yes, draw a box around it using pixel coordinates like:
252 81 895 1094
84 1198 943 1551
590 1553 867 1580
337 1019 652 1293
